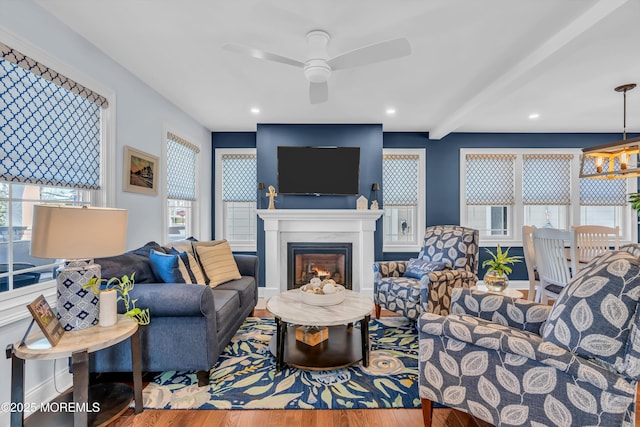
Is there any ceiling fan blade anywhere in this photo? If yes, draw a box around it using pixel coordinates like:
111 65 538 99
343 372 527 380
309 82 328 104
222 43 304 68
328 38 411 71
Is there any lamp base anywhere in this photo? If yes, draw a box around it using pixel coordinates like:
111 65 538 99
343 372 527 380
57 259 100 331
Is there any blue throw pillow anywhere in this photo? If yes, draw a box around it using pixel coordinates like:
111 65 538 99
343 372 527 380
403 259 450 279
148 249 186 284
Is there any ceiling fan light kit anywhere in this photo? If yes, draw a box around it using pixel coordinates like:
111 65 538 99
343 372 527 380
222 29 411 104
580 83 640 180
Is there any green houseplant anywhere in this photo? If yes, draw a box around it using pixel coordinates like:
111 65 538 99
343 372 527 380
482 245 523 292
84 273 150 325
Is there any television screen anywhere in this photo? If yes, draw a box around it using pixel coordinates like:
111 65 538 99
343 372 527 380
277 146 360 195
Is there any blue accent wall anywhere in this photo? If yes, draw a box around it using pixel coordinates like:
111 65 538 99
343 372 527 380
213 130 637 284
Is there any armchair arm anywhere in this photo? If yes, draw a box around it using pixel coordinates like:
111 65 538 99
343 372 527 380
419 312 637 397
373 261 409 280
121 282 216 318
420 270 478 316
448 287 551 334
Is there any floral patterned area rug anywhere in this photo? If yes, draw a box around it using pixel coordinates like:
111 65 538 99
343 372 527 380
139 317 421 410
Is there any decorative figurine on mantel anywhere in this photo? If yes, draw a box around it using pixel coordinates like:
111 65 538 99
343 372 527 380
370 200 379 210
356 195 368 210
266 185 278 210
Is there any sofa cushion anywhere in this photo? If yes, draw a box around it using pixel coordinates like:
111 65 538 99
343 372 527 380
195 242 241 287
542 250 640 376
163 236 199 255
168 248 207 284
211 289 241 332
404 259 450 279
95 241 165 283
149 250 189 284
215 276 256 309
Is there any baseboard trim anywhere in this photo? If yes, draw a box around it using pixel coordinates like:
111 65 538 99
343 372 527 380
23 365 72 415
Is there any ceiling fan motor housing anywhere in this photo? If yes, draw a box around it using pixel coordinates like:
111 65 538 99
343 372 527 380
304 30 332 83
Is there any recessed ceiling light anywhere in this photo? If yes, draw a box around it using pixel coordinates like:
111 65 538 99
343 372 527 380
528 113 540 119
386 108 396 115
250 107 260 114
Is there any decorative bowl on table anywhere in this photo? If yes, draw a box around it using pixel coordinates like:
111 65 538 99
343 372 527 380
300 278 346 306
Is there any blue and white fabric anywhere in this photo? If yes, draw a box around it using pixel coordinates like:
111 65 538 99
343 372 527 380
404 259 450 280
167 132 199 201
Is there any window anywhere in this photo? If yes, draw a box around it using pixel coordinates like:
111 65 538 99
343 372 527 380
215 149 257 251
166 131 199 242
382 149 426 252
460 149 636 245
0 42 107 295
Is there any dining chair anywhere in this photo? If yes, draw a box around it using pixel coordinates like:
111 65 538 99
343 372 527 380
522 225 540 302
532 227 577 304
572 225 619 264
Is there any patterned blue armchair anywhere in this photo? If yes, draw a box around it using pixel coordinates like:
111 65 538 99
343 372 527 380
373 225 479 320
418 248 640 427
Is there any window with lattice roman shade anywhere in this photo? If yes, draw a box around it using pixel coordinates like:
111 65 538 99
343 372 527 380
383 154 419 205
167 132 199 201
221 154 257 202
580 156 627 206
1 42 106 189
522 154 573 205
465 154 515 205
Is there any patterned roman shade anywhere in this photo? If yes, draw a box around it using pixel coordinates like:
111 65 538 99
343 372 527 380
580 156 627 206
167 132 199 201
0 45 104 189
465 154 515 205
383 154 419 205
522 154 573 205
221 154 256 202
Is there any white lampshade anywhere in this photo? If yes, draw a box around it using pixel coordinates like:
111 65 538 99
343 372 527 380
30 205 128 260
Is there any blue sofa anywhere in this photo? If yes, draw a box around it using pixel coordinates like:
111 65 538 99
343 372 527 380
88 241 258 386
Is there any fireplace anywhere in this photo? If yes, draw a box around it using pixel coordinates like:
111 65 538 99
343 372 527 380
287 242 352 290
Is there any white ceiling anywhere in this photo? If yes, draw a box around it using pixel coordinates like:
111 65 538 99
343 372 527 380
38 0 640 138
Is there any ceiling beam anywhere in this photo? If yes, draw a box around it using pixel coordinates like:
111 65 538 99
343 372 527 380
428 0 629 140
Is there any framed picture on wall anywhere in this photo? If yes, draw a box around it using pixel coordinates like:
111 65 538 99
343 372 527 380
123 146 158 196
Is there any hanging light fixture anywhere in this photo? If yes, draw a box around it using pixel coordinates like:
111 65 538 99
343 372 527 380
580 83 640 179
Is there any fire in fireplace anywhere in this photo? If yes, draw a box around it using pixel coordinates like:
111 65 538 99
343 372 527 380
287 242 353 290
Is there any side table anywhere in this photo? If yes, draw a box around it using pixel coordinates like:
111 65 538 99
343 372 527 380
6 315 143 427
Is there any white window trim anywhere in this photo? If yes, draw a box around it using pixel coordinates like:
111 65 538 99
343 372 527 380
382 148 426 253
460 148 638 247
162 124 201 244
0 27 114 322
215 148 257 252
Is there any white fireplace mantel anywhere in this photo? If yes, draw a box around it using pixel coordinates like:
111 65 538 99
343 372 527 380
257 209 383 298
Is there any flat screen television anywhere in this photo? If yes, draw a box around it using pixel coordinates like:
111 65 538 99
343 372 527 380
277 146 360 195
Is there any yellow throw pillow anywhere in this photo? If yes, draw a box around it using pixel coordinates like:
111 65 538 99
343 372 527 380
186 252 207 284
195 242 241 287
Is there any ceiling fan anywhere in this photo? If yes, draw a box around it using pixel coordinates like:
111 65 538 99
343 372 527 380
223 30 411 104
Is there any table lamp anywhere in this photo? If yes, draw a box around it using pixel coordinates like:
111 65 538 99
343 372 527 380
30 205 128 331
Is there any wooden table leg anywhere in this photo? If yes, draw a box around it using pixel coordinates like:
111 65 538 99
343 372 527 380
360 315 370 367
275 316 286 372
71 350 89 427
7 344 25 427
130 328 143 414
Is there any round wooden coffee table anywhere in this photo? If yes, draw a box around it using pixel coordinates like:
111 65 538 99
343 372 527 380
266 289 374 371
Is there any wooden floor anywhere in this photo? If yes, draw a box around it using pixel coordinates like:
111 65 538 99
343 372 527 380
105 295 639 427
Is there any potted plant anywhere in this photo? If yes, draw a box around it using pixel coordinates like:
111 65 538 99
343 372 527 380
84 273 150 326
482 245 523 292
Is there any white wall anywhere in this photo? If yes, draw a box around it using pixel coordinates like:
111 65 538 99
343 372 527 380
0 1 212 423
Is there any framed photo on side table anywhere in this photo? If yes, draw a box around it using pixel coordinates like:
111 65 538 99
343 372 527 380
123 146 158 195
25 295 64 347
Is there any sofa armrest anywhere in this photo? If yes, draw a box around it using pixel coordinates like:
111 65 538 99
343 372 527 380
448 287 550 333
122 283 216 318
373 261 409 280
419 270 478 316
419 312 636 396
234 254 259 279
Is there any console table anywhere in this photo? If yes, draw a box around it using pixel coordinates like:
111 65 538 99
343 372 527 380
6 315 143 427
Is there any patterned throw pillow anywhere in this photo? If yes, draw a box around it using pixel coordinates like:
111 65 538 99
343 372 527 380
168 248 207 284
195 241 242 287
542 250 640 375
148 249 188 283
403 259 450 279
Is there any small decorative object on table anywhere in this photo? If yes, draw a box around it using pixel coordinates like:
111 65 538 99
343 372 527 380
370 200 379 210
25 295 64 347
300 277 346 306
85 273 150 326
266 185 278 210
356 195 368 210
482 245 522 292
295 326 329 346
